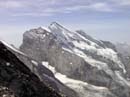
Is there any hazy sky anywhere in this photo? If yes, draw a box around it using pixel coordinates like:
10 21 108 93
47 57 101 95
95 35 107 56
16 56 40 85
0 0 130 47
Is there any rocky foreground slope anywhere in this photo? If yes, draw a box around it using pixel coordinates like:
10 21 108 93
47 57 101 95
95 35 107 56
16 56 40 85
0 41 65 97
20 22 130 97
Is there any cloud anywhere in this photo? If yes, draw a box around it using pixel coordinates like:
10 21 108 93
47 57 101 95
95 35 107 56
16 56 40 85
0 0 129 17
65 2 113 12
12 12 53 17
89 2 113 12
0 1 25 9
109 0 130 6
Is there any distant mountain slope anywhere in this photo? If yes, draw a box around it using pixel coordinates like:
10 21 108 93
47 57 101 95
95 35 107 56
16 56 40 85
116 43 130 57
20 22 130 97
115 43 130 78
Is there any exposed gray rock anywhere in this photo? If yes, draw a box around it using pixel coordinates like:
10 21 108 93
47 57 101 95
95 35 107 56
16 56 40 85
115 43 130 78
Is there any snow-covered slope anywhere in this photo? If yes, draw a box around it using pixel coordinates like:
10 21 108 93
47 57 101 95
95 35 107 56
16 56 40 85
42 61 116 97
49 22 126 74
0 40 26 56
20 22 130 97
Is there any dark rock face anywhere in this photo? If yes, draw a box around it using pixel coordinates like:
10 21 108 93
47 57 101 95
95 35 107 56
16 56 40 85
0 41 64 97
101 41 117 52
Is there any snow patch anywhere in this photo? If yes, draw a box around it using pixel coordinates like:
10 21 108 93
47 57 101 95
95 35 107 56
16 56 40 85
42 26 51 32
115 71 130 86
6 62 10 66
42 61 56 73
31 60 38 66
1 40 27 56
62 47 73 53
42 61 109 97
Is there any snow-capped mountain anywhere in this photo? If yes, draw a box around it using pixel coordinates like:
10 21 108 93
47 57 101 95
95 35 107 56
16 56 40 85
20 22 130 97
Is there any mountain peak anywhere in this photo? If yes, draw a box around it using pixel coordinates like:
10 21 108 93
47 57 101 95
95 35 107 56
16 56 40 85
49 22 71 33
50 22 61 27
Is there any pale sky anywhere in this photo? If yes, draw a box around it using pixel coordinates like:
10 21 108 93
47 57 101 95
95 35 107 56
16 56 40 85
0 0 130 47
